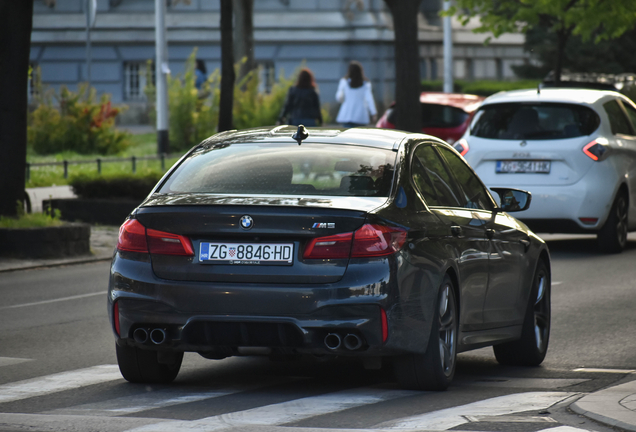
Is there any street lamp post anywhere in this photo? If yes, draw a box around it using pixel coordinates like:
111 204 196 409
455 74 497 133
155 0 169 154
443 0 453 93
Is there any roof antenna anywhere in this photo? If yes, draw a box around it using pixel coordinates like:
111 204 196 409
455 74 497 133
292 124 309 145
537 83 541 95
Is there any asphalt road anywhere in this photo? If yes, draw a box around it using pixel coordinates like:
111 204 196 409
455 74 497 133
0 234 635 432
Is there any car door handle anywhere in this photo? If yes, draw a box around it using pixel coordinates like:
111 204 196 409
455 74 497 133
451 225 463 237
486 228 495 239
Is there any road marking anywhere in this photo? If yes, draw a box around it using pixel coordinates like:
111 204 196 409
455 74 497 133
127 387 417 432
0 365 121 404
463 377 589 389
47 378 303 417
552 281 563 285
573 367 636 374
0 291 106 311
465 414 558 423
0 357 32 367
380 392 579 430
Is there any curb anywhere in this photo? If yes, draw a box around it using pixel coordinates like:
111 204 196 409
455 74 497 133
0 255 113 273
571 379 636 432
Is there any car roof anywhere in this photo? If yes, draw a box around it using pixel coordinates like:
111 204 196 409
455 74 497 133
203 126 425 150
419 92 485 112
481 88 624 107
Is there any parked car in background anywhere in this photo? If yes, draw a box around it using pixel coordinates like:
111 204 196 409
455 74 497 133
376 92 485 144
455 88 636 252
109 126 551 391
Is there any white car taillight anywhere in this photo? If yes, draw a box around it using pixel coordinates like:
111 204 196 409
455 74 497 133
453 138 469 156
583 138 609 161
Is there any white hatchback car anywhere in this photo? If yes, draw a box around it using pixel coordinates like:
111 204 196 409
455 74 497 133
455 88 636 252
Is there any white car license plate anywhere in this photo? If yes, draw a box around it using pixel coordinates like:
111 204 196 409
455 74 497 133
199 242 294 265
496 160 551 174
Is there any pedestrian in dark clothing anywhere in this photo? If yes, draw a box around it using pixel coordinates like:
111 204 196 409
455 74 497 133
195 59 207 90
278 68 323 127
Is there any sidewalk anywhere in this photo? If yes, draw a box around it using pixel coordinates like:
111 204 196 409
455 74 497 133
572 376 636 431
0 224 119 273
0 228 635 432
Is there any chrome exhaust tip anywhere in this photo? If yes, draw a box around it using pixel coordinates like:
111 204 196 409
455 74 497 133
324 333 342 350
343 334 363 351
133 328 148 344
150 328 167 345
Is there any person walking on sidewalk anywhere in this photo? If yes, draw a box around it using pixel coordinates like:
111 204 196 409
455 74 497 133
335 61 377 128
278 68 323 127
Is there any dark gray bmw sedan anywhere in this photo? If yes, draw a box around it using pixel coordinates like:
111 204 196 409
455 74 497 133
108 125 551 390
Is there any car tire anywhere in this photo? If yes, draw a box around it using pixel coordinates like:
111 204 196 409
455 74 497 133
393 275 457 391
598 192 628 254
493 260 550 366
116 344 183 384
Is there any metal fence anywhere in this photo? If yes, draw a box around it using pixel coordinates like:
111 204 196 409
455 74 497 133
25 153 177 181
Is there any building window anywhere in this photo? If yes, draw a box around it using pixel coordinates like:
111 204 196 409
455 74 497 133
124 61 154 101
257 60 275 94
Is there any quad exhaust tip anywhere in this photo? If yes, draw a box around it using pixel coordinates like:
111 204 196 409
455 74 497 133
343 334 363 351
324 333 342 350
324 333 364 351
133 328 148 344
150 328 167 345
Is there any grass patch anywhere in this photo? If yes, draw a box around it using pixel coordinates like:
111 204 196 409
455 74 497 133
0 206 63 228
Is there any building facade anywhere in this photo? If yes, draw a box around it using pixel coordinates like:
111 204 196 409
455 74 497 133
30 0 529 122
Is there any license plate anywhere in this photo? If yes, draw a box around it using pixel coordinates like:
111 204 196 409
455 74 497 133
199 242 294 265
496 160 551 174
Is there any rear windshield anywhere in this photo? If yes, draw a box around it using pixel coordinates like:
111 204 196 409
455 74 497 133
388 103 469 128
470 103 600 140
159 143 396 197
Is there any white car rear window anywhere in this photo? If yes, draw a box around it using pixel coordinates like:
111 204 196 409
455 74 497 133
471 103 600 140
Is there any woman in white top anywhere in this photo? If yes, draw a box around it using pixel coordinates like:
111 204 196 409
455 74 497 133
335 61 377 128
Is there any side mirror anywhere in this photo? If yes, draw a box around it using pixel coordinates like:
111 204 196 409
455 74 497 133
491 187 532 212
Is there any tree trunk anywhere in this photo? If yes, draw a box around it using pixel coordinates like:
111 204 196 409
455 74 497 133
233 0 255 84
384 0 422 133
554 24 572 84
0 0 33 217
218 0 235 132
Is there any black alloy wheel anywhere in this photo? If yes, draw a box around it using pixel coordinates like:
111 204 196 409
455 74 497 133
493 260 550 366
116 344 183 383
598 192 628 253
393 275 458 391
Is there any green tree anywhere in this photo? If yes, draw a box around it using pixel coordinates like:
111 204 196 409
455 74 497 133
446 0 636 83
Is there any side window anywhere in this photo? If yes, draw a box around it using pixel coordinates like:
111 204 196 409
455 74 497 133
620 100 636 132
412 145 462 207
437 146 495 211
603 100 634 136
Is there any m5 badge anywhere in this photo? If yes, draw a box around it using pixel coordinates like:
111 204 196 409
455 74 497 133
312 223 335 229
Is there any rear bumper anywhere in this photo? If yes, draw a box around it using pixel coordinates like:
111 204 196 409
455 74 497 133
497 179 616 232
108 252 437 357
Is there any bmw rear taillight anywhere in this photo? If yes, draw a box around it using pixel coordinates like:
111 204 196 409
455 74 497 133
117 219 193 256
453 138 469 156
303 224 406 259
303 232 353 259
147 228 194 256
583 139 609 161
117 219 148 253
351 224 407 257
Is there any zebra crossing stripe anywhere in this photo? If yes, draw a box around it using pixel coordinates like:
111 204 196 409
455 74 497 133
47 378 303 417
380 391 580 430
126 387 418 432
0 365 122 404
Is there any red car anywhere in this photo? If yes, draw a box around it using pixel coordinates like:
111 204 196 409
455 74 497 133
376 92 486 144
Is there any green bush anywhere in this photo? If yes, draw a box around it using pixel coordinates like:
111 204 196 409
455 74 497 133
145 50 308 151
420 79 542 96
28 78 131 155
69 172 163 200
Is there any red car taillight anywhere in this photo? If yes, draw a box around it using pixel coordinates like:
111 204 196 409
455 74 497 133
117 219 148 253
117 219 194 256
453 138 469 156
303 224 406 259
351 224 407 257
303 232 353 259
583 139 608 161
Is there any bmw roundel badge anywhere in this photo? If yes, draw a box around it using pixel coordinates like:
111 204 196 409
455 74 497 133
239 215 254 230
